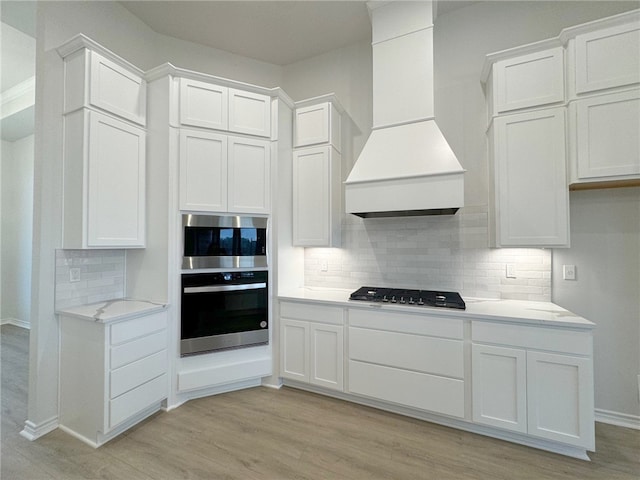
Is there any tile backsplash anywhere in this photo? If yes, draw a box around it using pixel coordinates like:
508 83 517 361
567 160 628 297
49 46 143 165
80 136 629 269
304 206 551 301
55 250 125 310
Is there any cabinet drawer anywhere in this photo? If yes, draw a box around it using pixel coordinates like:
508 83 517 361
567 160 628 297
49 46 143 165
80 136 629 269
348 308 463 339
110 350 167 398
111 329 167 370
280 301 343 325
349 327 463 378
109 373 167 429
472 322 592 356
110 311 168 345
349 360 464 418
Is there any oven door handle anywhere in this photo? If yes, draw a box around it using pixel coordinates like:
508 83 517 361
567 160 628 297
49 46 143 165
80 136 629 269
183 283 267 294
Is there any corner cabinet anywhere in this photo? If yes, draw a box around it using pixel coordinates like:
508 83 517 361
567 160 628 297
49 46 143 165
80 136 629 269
489 107 569 247
472 321 595 450
280 301 344 391
59 307 168 447
58 38 147 249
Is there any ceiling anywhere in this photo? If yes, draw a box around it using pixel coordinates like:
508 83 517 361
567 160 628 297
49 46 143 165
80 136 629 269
120 1 478 66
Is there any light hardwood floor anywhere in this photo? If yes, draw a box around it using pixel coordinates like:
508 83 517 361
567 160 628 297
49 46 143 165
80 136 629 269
2 324 638 479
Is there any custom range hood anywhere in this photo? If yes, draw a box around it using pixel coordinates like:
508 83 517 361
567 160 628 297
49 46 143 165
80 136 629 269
345 1 465 218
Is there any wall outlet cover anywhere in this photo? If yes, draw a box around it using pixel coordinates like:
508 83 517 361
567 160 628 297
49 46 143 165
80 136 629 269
69 267 81 283
562 264 576 280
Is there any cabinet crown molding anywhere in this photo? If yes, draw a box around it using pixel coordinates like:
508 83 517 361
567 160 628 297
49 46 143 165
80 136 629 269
56 33 146 77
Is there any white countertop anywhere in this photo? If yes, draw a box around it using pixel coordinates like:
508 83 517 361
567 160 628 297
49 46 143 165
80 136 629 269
279 287 594 329
57 299 168 323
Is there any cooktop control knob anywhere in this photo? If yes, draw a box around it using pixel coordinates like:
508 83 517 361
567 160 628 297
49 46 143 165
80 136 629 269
408 297 415 305
390 296 397 303
382 295 389 302
418 298 424 305
399 297 406 304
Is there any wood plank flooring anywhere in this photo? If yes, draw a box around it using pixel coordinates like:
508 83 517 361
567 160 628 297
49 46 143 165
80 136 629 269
2 324 639 479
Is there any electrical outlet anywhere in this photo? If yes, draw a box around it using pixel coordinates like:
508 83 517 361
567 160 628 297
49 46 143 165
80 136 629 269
562 264 576 280
506 264 516 278
69 267 81 283
320 259 328 272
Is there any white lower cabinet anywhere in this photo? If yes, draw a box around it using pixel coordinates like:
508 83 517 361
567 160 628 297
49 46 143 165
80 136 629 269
472 322 595 450
347 309 465 419
59 310 168 447
280 302 344 391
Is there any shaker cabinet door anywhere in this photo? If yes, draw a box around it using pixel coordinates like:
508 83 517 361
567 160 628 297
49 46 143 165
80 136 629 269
179 129 228 212
227 136 271 214
87 111 146 247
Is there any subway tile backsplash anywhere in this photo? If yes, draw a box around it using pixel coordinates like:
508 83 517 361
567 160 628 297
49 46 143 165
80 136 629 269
55 250 125 310
304 207 551 301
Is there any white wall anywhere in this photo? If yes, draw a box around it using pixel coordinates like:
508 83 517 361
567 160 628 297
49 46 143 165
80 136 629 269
553 188 640 421
1 135 33 327
28 0 284 437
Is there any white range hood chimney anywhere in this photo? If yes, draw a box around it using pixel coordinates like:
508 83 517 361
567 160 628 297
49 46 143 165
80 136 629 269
345 1 465 218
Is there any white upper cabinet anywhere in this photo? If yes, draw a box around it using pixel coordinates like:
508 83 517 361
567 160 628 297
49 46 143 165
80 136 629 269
294 102 341 151
63 48 146 126
574 21 640 95
179 130 270 214
227 136 271 214
293 146 341 247
179 78 228 130
179 129 228 212
229 88 271 138
178 81 271 138
492 47 565 114
490 108 569 247
571 88 640 182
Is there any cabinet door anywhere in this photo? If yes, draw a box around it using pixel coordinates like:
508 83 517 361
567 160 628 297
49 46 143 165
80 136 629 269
293 146 330 246
472 344 527 433
493 108 569 247
575 21 640 94
526 351 595 450
87 111 146 247
227 136 271 214
575 89 640 180
179 79 228 130
494 47 564 113
229 88 271 137
309 323 343 391
280 318 309 382
179 129 228 212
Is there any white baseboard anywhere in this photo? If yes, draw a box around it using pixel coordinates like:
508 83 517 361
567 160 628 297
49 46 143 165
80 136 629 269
595 409 640 430
1 317 30 329
20 416 59 441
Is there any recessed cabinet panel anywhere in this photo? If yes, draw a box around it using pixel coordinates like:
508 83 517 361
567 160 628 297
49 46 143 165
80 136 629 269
293 146 341 247
575 21 640 94
280 318 309 382
229 88 271 137
526 351 594 449
575 89 640 180
472 344 527 433
310 323 343 390
89 51 146 125
179 79 228 130
294 103 341 151
179 129 228 212
493 108 569 247
227 137 271 214
494 47 564 113
87 112 146 247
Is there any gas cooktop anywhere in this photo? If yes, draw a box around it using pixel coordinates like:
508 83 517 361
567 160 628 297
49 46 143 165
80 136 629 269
349 286 466 310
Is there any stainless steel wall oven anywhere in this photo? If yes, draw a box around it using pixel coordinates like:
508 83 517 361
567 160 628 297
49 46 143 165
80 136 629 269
181 271 268 356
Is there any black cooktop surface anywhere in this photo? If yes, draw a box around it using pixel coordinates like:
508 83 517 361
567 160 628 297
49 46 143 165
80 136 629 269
349 286 466 310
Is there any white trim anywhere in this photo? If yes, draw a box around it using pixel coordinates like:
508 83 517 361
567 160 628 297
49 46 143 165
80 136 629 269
1 318 31 329
595 409 640 430
0 76 36 106
20 417 59 441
